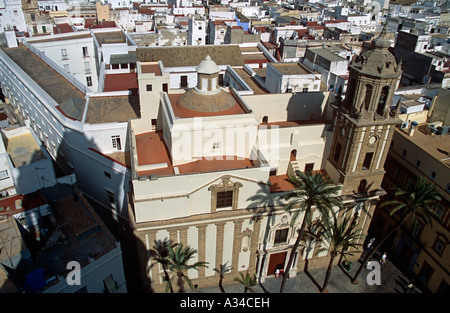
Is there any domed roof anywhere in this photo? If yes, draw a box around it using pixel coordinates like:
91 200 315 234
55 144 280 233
177 88 237 113
349 28 401 78
196 55 220 75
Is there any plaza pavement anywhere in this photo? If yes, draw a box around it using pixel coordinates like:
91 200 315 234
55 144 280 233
191 251 421 294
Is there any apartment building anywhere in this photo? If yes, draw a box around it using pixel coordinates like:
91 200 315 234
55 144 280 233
25 31 99 92
371 88 450 293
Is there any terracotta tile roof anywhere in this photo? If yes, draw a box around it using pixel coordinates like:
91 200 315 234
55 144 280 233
0 191 47 216
103 73 138 92
54 23 73 34
141 63 162 75
135 131 255 176
269 174 296 193
136 45 244 67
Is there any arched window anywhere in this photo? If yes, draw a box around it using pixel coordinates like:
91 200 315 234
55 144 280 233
345 78 356 109
290 149 297 161
364 84 373 111
377 86 389 116
262 116 268 123
358 179 367 194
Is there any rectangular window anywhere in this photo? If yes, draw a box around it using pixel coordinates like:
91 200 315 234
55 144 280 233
162 83 168 92
402 149 407 157
415 159 421 168
82 46 89 57
430 171 436 180
418 262 434 285
213 142 221 150
180 76 188 88
412 220 424 240
106 190 116 208
433 238 445 255
362 152 374 170
30 13 35 21
111 135 121 150
146 84 152 92
64 64 70 73
111 64 120 69
274 228 289 245
61 48 68 59
85 62 91 74
86 76 92 87
216 190 233 208
103 275 117 293
304 163 314 173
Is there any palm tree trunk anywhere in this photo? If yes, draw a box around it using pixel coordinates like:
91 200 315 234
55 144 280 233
352 212 411 284
162 264 174 293
219 275 225 293
280 214 308 293
178 274 185 293
321 253 336 293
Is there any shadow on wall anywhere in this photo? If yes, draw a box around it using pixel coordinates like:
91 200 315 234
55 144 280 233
285 92 328 122
53 127 148 293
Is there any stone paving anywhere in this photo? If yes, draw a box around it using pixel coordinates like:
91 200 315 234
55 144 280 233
191 251 421 294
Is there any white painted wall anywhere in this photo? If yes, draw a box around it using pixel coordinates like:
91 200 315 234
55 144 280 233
43 245 127 293
0 49 131 220
0 0 27 32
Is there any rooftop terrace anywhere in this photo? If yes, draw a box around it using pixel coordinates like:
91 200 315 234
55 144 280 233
4 131 45 167
134 131 256 177
271 62 315 75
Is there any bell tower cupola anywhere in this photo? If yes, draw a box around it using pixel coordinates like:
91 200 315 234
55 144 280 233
342 29 402 121
326 27 403 197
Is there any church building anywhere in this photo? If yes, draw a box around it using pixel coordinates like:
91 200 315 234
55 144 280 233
128 29 403 292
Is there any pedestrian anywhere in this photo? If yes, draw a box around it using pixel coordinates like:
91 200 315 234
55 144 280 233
275 268 279 278
367 238 375 251
406 279 414 293
380 252 387 265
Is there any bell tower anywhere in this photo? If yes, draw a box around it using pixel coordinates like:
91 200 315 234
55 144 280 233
326 29 403 196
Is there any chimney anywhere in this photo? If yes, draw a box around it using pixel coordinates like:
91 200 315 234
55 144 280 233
409 121 418 136
4 30 18 48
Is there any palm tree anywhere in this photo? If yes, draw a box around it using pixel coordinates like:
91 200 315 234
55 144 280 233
352 177 442 284
150 238 177 293
166 243 208 293
214 262 232 293
318 211 363 293
279 170 343 293
234 271 257 293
